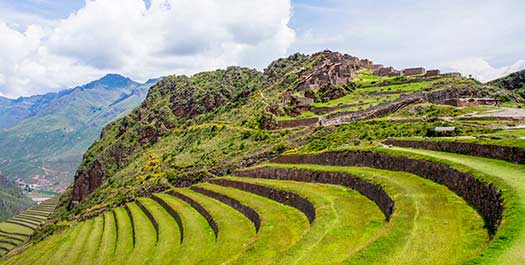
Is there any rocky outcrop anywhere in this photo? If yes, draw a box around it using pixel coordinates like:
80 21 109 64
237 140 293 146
384 139 525 164
71 160 106 206
272 151 503 233
209 178 316 224
234 167 394 220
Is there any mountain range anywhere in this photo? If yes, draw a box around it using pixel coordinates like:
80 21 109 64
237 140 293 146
0 74 158 192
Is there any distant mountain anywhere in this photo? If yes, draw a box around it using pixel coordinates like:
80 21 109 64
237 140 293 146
0 174 33 221
489 69 525 97
0 74 157 191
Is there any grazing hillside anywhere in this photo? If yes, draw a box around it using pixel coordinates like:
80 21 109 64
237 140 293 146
4 51 525 264
62 51 512 217
0 74 156 192
489 69 525 96
0 175 32 222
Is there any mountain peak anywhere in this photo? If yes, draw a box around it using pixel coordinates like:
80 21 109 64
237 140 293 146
82 73 138 89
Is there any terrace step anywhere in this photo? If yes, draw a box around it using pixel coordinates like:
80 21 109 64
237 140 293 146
258 163 488 264
78 216 105 265
195 182 309 264
389 147 525 264
152 193 215 264
94 211 117 265
137 198 182 264
171 188 256 264
223 176 386 264
112 208 134 263
125 202 157 265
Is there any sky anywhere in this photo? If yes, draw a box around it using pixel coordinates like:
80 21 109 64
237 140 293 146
0 0 524 98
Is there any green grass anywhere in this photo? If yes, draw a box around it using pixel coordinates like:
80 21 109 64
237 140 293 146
78 216 104 265
95 212 117 265
126 203 156 265
137 198 181 264
388 147 525 264
3 226 71 265
44 223 84 264
112 208 133 264
195 182 309 265
0 224 32 236
223 176 386 264
357 81 431 94
262 163 488 265
174 188 256 264
61 219 94 265
397 130 525 148
153 193 215 264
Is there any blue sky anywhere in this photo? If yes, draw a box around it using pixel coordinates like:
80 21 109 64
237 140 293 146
0 0 524 97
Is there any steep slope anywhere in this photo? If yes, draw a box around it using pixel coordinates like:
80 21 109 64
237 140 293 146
0 175 32 222
489 69 525 96
0 74 155 191
63 51 510 219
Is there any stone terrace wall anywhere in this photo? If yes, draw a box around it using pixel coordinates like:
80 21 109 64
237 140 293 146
272 151 503 233
124 204 136 247
168 190 219 238
191 186 261 232
276 117 319 129
152 195 184 243
234 167 394 220
384 139 525 164
209 179 316 224
135 200 159 243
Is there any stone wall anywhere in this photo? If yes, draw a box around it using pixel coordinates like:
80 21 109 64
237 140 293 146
191 186 261 232
384 139 525 164
209 179 316 224
234 167 394 220
124 204 136 247
151 195 184 243
135 200 159 243
272 151 503 233
168 190 219 238
276 117 319 128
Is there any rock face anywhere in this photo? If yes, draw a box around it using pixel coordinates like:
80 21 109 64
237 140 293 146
71 160 106 206
384 139 525 164
272 151 503 233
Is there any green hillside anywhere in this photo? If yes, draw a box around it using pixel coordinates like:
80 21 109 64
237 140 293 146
0 176 32 222
2 51 525 263
0 74 156 192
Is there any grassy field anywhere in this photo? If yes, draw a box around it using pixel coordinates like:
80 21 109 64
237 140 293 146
195 183 309 265
222 176 385 264
261 163 488 264
389 147 525 264
174 188 256 264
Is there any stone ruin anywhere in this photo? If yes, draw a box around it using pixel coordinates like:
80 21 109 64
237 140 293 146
444 97 502 107
294 51 361 92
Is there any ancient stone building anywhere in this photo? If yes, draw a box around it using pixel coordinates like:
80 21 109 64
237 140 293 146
295 51 362 91
425 69 441 77
402 67 426 76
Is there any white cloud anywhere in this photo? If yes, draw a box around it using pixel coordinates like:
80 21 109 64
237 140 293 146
290 0 525 78
0 0 295 98
450 58 525 83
